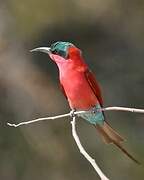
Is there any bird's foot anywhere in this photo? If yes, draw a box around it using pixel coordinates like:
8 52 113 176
70 109 76 118
92 106 101 114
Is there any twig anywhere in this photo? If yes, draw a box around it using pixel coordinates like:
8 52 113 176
7 106 144 180
71 116 109 180
101 106 144 113
7 111 86 127
7 113 72 127
7 106 144 127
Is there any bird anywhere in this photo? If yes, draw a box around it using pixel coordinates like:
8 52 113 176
31 41 140 164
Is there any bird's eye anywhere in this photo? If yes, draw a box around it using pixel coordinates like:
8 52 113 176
52 50 57 54
51 49 68 59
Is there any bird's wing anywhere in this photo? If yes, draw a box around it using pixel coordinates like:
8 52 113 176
85 70 140 164
84 69 103 106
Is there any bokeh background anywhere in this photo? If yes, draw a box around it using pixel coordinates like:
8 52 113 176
0 0 144 180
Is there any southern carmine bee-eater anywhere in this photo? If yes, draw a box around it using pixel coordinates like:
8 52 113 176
31 41 140 164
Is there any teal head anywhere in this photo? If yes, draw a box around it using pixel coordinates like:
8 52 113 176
31 41 75 59
50 41 75 58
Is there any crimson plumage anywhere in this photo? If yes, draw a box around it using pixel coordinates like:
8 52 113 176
31 41 140 164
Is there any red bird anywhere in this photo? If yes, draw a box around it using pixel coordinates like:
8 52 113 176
31 41 139 164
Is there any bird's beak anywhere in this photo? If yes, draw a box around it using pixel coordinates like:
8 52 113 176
30 47 51 54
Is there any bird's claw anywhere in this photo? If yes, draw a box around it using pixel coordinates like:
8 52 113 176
92 107 100 114
70 109 76 118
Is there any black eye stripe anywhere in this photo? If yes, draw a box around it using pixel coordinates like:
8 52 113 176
51 49 68 59
52 49 57 54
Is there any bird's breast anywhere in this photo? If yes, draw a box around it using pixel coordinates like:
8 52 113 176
60 70 97 110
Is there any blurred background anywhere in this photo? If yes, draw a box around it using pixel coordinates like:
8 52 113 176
0 0 144 180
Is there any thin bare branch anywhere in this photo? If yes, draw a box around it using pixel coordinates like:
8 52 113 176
7 113 71 127
6 111 86 127
101 106 144 113
71 116 109 180
7 106 144 180
7 106 144 127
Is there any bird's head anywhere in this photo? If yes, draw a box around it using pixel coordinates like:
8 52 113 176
50 41 75 59
31 41 83 62
31 41 87 72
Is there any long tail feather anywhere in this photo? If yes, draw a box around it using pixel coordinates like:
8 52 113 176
112 139 140 164
95 122 140 165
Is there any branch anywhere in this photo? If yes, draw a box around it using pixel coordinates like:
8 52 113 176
102 106 144 113
7 106 144 180
7 111 85 127
71 116 109 180
7 106 144 127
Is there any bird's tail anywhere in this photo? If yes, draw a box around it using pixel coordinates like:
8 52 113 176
95 122 140 165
